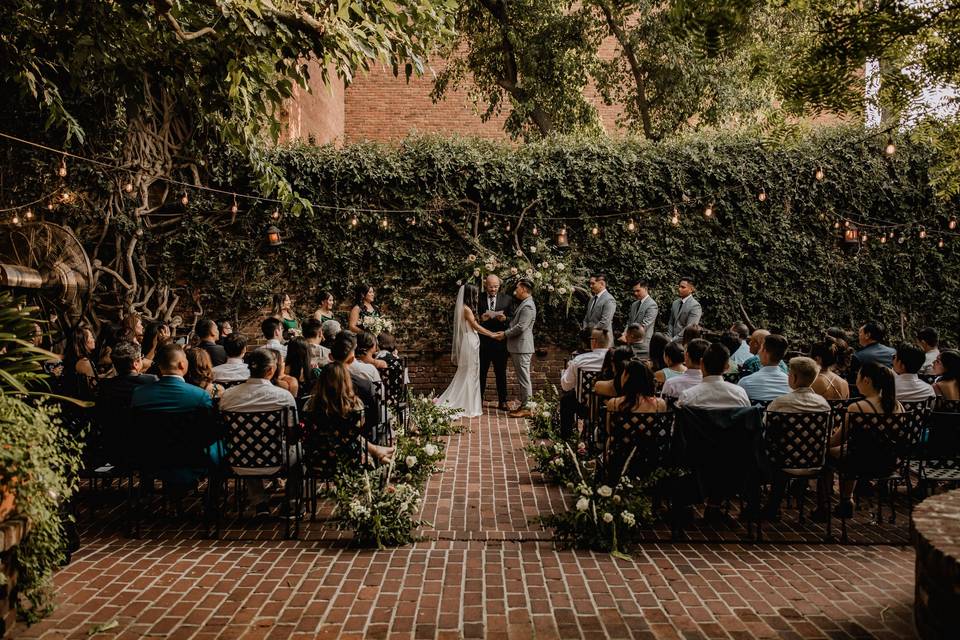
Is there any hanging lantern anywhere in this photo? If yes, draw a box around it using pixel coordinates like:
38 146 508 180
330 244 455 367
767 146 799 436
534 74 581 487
554 226 569 249
265 225 282 247
842 224 860 248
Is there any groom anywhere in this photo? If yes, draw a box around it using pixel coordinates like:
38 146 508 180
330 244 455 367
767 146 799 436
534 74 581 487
494 277 536 418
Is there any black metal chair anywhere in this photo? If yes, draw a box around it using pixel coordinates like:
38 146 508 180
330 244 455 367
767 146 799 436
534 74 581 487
576 369 600 448
603 411 674 485
125 407 220 537
912 400 960 493
758 411 832 540
299 409 368 520
370 380 392 446
381 358 409 436
219 408 302 539
835 410 926 542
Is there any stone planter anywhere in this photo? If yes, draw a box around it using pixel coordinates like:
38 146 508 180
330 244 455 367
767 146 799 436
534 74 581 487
0 516 28 639
913 489 960 640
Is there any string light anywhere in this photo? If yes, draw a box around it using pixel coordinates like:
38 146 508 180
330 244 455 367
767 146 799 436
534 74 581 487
880 235 887 244
815 167 825 181
57 158 67 178
46 202 55 211
757 189 767 202
271 208 280 220
11 214 20 225
24 208 33 220
833 221 841 229
124 181 134 193
861 232 868 243
670 207 680 225
898 235 906 244
180 192 189 206
531 225 539 236
350 215 358 227
949 216 958 230
919 226 927 239
884 138 896 156
230 198 239 215
704 203 714 218
436 216 443 224
938 238 945 248
626 218 636 232
844 220 850 228
591 225 599 236
381 217 388 228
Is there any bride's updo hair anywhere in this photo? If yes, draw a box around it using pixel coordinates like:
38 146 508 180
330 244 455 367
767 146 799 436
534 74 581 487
463 283 480 311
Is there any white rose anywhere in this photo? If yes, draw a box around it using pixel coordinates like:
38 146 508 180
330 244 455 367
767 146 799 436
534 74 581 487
597 485 613 498
576 497 590 512
557 287 567 295
557 263 565 270
530 246 538 254
542 411 550 419
602 512 614 523
525 268 533 275
579 485 591 497
467 254 477 262
424 443 438 457
405 455 418 468
515 250 523 257
542 261 549 268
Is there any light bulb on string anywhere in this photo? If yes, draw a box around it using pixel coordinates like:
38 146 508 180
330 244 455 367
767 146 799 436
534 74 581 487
230 198 239 215
57 158 67 178
180 192 189 206
861 232 869 244
531 225 539 236
626 218 636 232
24 208 34 220
938 238 945 248
757 189 767 202
505 221 511 232
880 235 887 244
124 181 134 194
844 220 850 228
815 167 825 181
670 207 680 225
833 221 840 230
949 216 958 230
889 231 896 238
436 216 443 224
46 201 55 211
350 215 358 227
591 225 599 236
704 203 714 218
271 208 280 220
898 234 906 244
11 214 19 225
884 138 896 156
381 217 389 229
919 226 927 239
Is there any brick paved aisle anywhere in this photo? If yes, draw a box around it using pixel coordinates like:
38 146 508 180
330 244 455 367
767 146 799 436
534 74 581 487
19 410 917 640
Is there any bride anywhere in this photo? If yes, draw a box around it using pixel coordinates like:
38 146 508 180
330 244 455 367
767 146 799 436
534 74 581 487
437 284 498 418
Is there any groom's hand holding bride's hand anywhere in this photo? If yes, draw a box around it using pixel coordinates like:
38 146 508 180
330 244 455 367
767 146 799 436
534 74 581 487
493 332 505 341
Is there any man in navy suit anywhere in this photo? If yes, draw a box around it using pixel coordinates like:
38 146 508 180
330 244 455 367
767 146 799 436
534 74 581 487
848 320 896 391
478 274 513 411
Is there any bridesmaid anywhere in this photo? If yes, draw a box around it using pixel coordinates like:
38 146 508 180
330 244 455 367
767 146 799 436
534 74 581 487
348 284 379 334
313 290 337 325
271 292 300 337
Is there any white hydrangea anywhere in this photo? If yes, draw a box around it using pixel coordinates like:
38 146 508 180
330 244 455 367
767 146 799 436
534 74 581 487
602 512 614 523
597 485 613 498
542 261 550 268
530 246 538 254
621 511 636 527
579 484 592 497
547 285 555 292
515 249 523 257
576 497 590 512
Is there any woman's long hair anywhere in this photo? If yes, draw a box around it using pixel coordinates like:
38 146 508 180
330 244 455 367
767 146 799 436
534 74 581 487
811 335 851 370
353 284 373 308
463 283 480 313
142 321 168 358
939 349 960 382
648 333 670 371
858 363 897 414
185 347 215 389
270 293 288 318
120 311 142 343
313 361 359 419
618 360 656 411
286 337 313 383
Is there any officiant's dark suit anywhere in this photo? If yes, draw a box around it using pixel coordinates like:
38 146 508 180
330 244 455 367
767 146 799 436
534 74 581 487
479 289 514 409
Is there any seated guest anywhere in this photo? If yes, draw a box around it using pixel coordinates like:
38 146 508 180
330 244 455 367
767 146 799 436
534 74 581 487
893 343 935 402
351 331 386 382
196 318 226 367
648 332 670 373
212 334 250 383
718 332 743 373
302 318 330 368
185 348 225 400
607 360 666 415
120 311 145 345
595 346 635 398
559 328 610 437
141 321 170 372
572 327 594 357
740 330 789 375
307 360 395 464
677 344 750 409
266 347 299 398
932 349 960 400
681 324 702 346
97 341 158 414
822 363 902 519
654 340 686 385
348 284 379 334
285 337 320 398
216 320 233 345
618 324 646 360
63 325 100 400
321 319 342 347
810 336 851 400
917 327 940 375
376 332 410 385
728 322 752 366
738 334 791 402
848 320 896 387
768 357 831 413
261 317 286 358
219 349 299 517
330 331 385 442
661 338 709 398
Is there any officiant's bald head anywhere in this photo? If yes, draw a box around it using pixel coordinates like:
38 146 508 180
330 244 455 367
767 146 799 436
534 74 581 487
484 274 501 295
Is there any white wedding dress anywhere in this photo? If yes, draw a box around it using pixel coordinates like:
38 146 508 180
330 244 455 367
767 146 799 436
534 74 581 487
437 286 482 419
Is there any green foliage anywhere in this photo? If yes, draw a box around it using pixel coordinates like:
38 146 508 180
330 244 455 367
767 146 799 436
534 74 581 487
409 395 466 436
0 397 82 623
333 466 424 548
0 294 55 396
152 127 958 346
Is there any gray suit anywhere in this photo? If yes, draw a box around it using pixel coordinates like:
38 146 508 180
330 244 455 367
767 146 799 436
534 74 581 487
666 296 702 338
626 295 658 358
505 296 537 404
582 289 617 330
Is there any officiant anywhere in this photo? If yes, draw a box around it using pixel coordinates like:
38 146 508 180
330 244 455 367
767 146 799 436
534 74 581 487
479 274 514 411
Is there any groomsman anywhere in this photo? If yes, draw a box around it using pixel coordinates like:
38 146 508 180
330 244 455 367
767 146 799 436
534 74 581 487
479 274 513 411
582 273 617 331
625 279 658 359
666 276 702 339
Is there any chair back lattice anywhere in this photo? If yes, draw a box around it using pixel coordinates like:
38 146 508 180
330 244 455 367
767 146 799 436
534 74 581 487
916 408 960 476
901 398 937 415
221 409 289 471
605 411 674 480
763 411 832 472
301 411 364 479
577 369 599 404
844 411 922 476
936 398 960 413
382 359 407 414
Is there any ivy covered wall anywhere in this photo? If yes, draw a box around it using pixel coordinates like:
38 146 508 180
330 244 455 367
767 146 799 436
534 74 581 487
157 126 957 346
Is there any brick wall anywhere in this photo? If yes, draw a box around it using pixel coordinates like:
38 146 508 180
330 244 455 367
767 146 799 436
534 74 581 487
912 489 960 640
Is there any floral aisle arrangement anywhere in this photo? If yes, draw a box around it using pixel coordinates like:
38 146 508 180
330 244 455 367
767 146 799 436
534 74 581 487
359 314 394 337
522 386 583 484
333 392 458 548
461 241 581 311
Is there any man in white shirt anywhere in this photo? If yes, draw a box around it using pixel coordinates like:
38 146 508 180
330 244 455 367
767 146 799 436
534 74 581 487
212 333 250 383
662 339 709 398
893 343 936 402
728 322 752 366
917 327 940 375
260 317 287 358
678 343 750 408
303 318 330 368
219 349 298 517
767 357 831 413
559 328 610 438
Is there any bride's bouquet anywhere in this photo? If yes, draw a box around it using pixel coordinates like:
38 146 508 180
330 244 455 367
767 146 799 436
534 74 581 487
360 314 394 336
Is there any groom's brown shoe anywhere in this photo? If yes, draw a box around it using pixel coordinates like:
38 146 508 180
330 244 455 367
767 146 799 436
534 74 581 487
508 409 532 418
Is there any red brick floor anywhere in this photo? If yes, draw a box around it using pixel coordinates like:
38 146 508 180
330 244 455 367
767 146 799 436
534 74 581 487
17 409 918 639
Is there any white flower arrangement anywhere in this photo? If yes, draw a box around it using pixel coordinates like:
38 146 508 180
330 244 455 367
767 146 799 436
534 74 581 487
557 287 567 295
359 314 394 336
